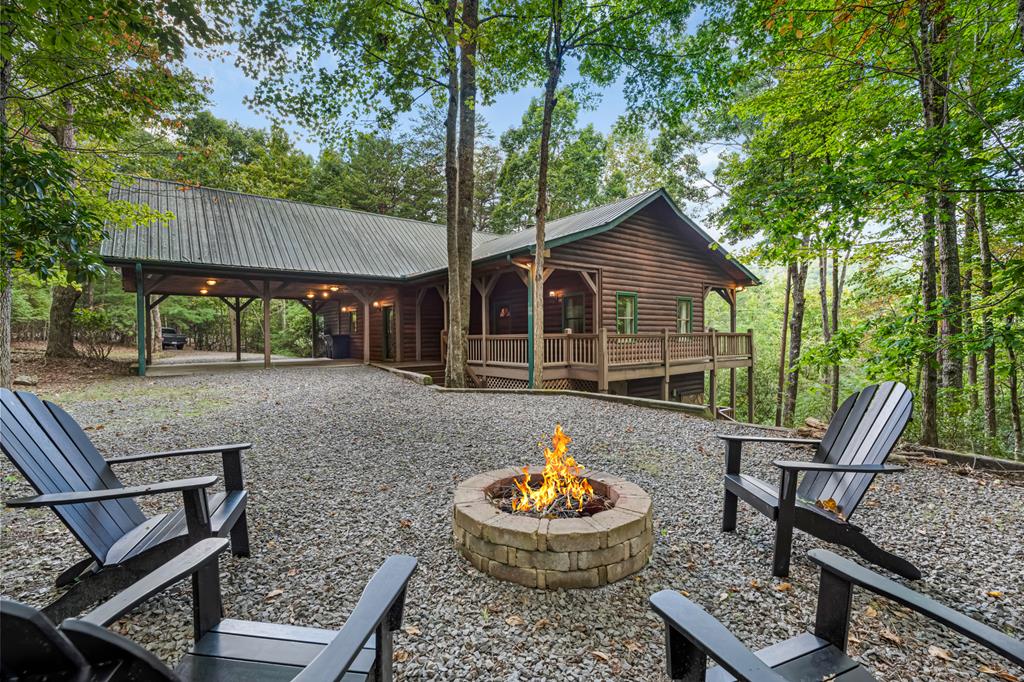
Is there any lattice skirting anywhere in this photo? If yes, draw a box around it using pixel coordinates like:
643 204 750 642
542 378 597 392
480 377 597 391
484 376 530 389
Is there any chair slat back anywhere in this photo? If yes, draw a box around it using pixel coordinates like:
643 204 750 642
797 382 913 520
1 389 145 562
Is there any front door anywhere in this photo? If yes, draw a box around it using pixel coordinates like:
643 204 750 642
382 305 396 360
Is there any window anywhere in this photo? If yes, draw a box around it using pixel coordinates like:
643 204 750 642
346 310 358 334
615 292 637 334
676 297 693 333
491 302 512 334
562 294 585 333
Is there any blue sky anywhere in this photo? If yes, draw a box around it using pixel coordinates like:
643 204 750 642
183 49 725 225
185 52 629 155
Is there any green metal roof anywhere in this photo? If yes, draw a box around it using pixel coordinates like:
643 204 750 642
102 178 757 284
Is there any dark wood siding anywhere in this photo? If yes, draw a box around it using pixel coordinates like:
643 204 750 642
550 201 739 334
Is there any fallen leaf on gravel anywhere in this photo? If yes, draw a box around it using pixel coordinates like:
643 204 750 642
774 582 792 592
980 666 1020 681
591 650 610 662
505 615 525 626
622 639 642 653
986 590 1003 598
532 618 550 631
399 518 413 528
393 649 410 662
928 645 953 661
863 605 878 618
287 568 297 576
750 579 761 590
265 589 284 601
403 626 421 636
880 630 902 645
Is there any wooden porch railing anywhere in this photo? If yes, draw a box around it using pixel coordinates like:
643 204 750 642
464 329 752 369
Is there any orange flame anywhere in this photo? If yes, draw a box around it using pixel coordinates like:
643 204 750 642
512 425 594 513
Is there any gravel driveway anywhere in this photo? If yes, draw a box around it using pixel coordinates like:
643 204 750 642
2 366 1021 681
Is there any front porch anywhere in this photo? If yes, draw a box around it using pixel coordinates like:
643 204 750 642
454 329 754 419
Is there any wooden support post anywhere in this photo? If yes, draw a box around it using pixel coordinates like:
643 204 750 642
597 327 608 393
747 328 755 423
135 263 145 376
394 295 402 362
234 297 242 361
262 281 271 369
415 288 426 362
145 293 153 366
662 328 671 401
709 328 718 419
729 289 737 417
310 302 317 358
363 300 370 364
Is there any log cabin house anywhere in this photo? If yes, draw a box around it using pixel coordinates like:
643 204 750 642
102 178 758 416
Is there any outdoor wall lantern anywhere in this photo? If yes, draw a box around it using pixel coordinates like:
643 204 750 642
373 301 381 308
321 291 330 298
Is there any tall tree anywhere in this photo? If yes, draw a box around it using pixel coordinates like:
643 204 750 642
1 0 220 376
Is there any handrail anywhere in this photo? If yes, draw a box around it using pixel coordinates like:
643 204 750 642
464 331 752 369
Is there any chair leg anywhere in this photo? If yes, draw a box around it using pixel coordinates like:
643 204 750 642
230 511 251 557
839 528 921 580
772 518 794 577
722 490 738 532
55 557 96 588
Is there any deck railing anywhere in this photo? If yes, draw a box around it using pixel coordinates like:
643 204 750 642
464 329 751 370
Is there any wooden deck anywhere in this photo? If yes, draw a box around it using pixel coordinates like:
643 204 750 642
462 329 753 411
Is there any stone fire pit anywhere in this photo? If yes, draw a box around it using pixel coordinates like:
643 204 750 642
453 467 653 589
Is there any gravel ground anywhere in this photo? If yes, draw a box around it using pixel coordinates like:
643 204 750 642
2 366 1022 681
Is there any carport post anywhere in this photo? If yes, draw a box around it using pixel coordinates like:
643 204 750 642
262 281 271 369
135 263 146 377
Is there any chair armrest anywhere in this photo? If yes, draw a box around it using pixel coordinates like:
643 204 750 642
5 476 219 508
293 555 419 682
649 590 787 682
718 434 821 446
808 549 1024 667
106 443 251 464
773 461 905 474
76 538 229 627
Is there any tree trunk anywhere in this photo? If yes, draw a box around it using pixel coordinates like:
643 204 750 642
454 0 478 386
151 305 162 353
442 0 464 388
962 195 978 415
783 259 808 427
0 44 11 388
977 194 996 441
919 203 940 446
775 264 792 427
532 6 563 388
818 252 832 411
831 249 847 413
45 99 81 358
916 0 962 390
0 271 11 389
1007 317 1022 458
47 285 81 357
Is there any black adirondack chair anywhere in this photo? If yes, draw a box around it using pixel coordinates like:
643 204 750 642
719 381 919 578
1 388 251 620
1 538 419 681
650 548 1024 681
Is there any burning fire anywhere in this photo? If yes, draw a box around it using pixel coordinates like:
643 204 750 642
512 425 594 514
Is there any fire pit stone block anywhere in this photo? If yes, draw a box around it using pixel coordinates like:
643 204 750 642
453 468 653 589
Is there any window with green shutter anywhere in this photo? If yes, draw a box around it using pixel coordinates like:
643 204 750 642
615 292 638 334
